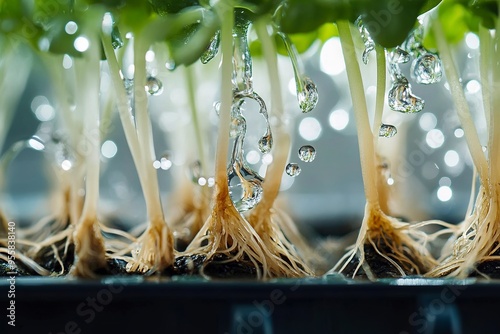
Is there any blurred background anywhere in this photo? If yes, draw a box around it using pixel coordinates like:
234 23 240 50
2 31 484 236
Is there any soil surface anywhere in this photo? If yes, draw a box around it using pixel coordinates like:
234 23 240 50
170 253 259 278
343 238 426 279
471 244 500 279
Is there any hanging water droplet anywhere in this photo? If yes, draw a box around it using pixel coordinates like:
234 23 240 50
286 163 301 177
356 18 375 65
411 53 443 84
228 160 263 212
165 60 176 71
388 77 425 113
201 31 220 64
145 76 163 96
298 145 316 162
389 47 410 64
258 132 273 154
362 45 374 65
379 124 398 138
297 77 319 113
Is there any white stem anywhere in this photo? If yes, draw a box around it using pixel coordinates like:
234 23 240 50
78 38 101 219
479 26 492 137
214 2 234 187
133 37 165 221
433 18 490 189
185 65 207 175
491 16 500 191
338 21 379 207
255 18 288 202
372 45 386 146
101 35 148 197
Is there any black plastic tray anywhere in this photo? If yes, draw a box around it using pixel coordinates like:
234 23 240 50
1 276 500 334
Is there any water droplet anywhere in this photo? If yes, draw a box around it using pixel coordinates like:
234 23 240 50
165 60 176 71
277 32 318 112
145 76 163 96
356 18 375 65
286 163 301 177
379 124 398 138
201 31 220 64
411 53 443 84
298 145 316 162
297 77 319 113
258 131 273 154
389 47 410 64
388 77 425 113
228 159 263 212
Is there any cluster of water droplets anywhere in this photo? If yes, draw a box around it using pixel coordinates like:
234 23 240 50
387 24 443 115
387 46 425 114
403 26 443 85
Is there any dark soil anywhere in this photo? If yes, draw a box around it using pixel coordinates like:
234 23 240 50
471 243 500 279
170 253 259 278
343 238 425 279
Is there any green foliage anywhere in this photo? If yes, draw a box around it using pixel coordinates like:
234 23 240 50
422 0 497 49
149 0 200 15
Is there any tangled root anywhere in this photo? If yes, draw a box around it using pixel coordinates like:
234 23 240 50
125 219 174 274
428 188 500 278
184 187 297 279
247 205 313 277
70 217 107 278
333 205 436 280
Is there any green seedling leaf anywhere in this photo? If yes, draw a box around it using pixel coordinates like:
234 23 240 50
362 0 427 48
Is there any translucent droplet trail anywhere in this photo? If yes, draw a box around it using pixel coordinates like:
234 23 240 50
201 31 220 64
298 145 316 162
356 18 375 65
145 76 163 96
379 124 398 138
232 10 253 94
277 32 319 113
227 93 265 212
388 77 425 113
286 163 301 177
